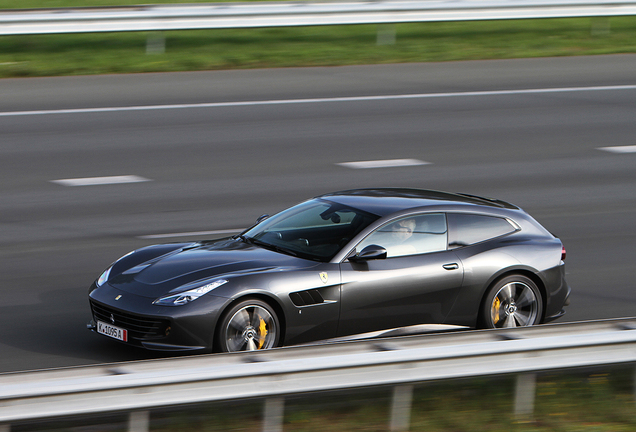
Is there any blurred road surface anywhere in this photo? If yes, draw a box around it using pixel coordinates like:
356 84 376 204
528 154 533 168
0 55 634 373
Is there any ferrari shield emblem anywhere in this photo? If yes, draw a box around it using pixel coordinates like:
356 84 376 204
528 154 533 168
319 272 328 284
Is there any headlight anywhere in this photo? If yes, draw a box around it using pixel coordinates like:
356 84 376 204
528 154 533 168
96 251 135 287
96 266 113 287
153 279 228 306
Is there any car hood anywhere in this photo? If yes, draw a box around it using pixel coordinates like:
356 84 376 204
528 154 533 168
109 238 315 298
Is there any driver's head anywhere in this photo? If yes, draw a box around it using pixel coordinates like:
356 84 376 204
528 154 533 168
392 218 416 241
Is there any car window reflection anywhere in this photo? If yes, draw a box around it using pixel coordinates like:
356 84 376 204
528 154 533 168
243 199 379 262
357 213 448 258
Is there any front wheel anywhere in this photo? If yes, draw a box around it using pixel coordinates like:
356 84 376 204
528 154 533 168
216 299 280 352
480 275 543 328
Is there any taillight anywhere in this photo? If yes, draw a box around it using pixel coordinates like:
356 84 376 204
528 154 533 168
561 246 566 261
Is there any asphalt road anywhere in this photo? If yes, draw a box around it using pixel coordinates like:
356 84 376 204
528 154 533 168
0 55 635 373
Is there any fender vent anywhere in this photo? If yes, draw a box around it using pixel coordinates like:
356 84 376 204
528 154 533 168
290 290 325 307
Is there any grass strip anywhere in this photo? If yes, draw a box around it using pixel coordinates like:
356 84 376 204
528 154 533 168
0 17 635 78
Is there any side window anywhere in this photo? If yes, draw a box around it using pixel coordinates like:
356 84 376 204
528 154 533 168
447 213 517 249
357 213 448 258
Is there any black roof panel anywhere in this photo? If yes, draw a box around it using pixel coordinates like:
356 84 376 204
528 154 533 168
317 188 518 216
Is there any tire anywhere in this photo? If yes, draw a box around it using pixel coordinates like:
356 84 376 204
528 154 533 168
480 275 543 329
216 299 280 352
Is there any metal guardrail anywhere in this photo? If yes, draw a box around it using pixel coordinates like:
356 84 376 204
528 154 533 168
0 0 636 36
1 318 636 431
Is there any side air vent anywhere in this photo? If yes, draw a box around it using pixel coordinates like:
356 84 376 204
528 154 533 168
289 290 325 307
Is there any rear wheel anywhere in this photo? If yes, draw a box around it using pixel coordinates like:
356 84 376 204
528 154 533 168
216 299 280 352
480 275 542 328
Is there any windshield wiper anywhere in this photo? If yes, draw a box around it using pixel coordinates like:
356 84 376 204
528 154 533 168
243 236 298 257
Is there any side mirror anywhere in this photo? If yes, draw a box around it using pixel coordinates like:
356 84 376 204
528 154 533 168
256 214 270 224
348 245 387 262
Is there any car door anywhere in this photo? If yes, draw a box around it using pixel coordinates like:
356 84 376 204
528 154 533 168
337 213 464 337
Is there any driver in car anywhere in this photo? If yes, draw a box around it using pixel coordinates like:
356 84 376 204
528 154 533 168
387 218 417 256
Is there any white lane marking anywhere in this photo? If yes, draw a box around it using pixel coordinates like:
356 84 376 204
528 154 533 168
598 145 636 153
2 85 636 117
138 229 244 239
50 175 151 186
337 158 429 169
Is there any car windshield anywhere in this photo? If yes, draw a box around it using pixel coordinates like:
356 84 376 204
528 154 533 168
242 199 379 262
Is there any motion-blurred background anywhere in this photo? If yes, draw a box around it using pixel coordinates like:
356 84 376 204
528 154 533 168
0 1 635 430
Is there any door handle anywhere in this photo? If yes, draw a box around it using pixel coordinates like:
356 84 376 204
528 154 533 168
443 263 459 270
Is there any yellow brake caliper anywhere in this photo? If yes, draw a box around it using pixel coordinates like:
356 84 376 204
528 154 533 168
258 317 268 349
493 297 501 325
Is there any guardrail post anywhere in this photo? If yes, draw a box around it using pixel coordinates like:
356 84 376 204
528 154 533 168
262 397 284 432
591 17 611 36
514 373 536 418
146 32 166 54
390 384 413 432
128 410 149 432
633 365 636 404
377 24 396 45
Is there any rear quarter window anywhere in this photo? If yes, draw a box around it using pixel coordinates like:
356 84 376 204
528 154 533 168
447 213 517 249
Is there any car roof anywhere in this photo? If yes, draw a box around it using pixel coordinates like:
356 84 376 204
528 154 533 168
317 188 519 217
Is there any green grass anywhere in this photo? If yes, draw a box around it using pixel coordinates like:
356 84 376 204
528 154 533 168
0 16 635 78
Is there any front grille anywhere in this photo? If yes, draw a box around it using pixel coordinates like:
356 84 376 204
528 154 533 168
90 301 169 341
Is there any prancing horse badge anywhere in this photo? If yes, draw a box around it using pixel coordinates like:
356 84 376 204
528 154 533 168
319 272 328 284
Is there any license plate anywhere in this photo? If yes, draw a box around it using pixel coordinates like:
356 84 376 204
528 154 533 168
97 320 128 342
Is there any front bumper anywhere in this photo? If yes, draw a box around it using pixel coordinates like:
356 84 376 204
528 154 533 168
87 318 208 351
88 282 230 351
